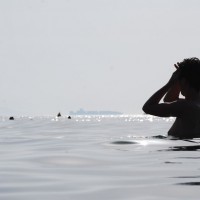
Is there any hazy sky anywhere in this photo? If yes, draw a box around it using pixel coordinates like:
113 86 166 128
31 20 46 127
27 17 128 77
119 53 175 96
0 0 200 115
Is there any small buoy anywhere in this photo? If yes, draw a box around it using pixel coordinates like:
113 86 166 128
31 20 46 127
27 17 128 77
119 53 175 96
68 116 71 119
57 112 61 117
9 116 14 120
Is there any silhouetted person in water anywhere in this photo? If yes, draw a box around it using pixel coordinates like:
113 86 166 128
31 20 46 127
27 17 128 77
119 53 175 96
143 57 200 139
9 116 14 120
68 116 71 119
57 112 61 117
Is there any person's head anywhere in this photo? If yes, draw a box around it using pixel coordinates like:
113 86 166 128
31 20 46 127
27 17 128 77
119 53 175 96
178 57 200 96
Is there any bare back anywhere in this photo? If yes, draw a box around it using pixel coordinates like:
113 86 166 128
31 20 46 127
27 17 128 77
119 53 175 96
168 101 200 138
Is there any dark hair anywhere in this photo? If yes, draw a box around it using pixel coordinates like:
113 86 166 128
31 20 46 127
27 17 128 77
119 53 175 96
178 57 200 91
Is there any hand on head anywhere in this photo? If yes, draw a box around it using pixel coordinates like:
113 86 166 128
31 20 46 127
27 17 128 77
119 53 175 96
174 63 179 69
168 65 181 86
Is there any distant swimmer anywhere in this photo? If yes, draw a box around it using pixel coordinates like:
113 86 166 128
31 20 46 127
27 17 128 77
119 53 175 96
9 116 14 120
143 57 200 139
57 112 61 117
68 116 71 119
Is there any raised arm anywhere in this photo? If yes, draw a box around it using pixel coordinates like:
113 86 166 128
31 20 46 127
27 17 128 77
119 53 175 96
163 82 180 102
163 63 181 102
142 83 171 117
142 70 182 117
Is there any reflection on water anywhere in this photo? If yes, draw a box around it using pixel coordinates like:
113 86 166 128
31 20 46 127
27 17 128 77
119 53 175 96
177 182 200 186
164 161 182 164
149 135 168 139
111 136 200 152
176 157 200 159
174 175 200 178
111 141 137 145
1 115 200 199
165 145 200 151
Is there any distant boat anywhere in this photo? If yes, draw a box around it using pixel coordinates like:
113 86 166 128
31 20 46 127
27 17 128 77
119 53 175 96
57 112 61 117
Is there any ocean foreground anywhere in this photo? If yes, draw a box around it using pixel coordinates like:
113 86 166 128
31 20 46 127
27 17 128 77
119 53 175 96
0 115 200 200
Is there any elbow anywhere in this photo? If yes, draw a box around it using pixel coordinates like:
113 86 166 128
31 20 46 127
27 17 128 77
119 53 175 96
142 104 149 114
142 105 146 113
142 103 153 115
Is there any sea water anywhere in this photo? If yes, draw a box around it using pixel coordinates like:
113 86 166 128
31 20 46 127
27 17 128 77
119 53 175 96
0 115 200 200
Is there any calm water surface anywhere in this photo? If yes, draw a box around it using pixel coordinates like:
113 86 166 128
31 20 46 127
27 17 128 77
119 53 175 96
0 115 200 200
